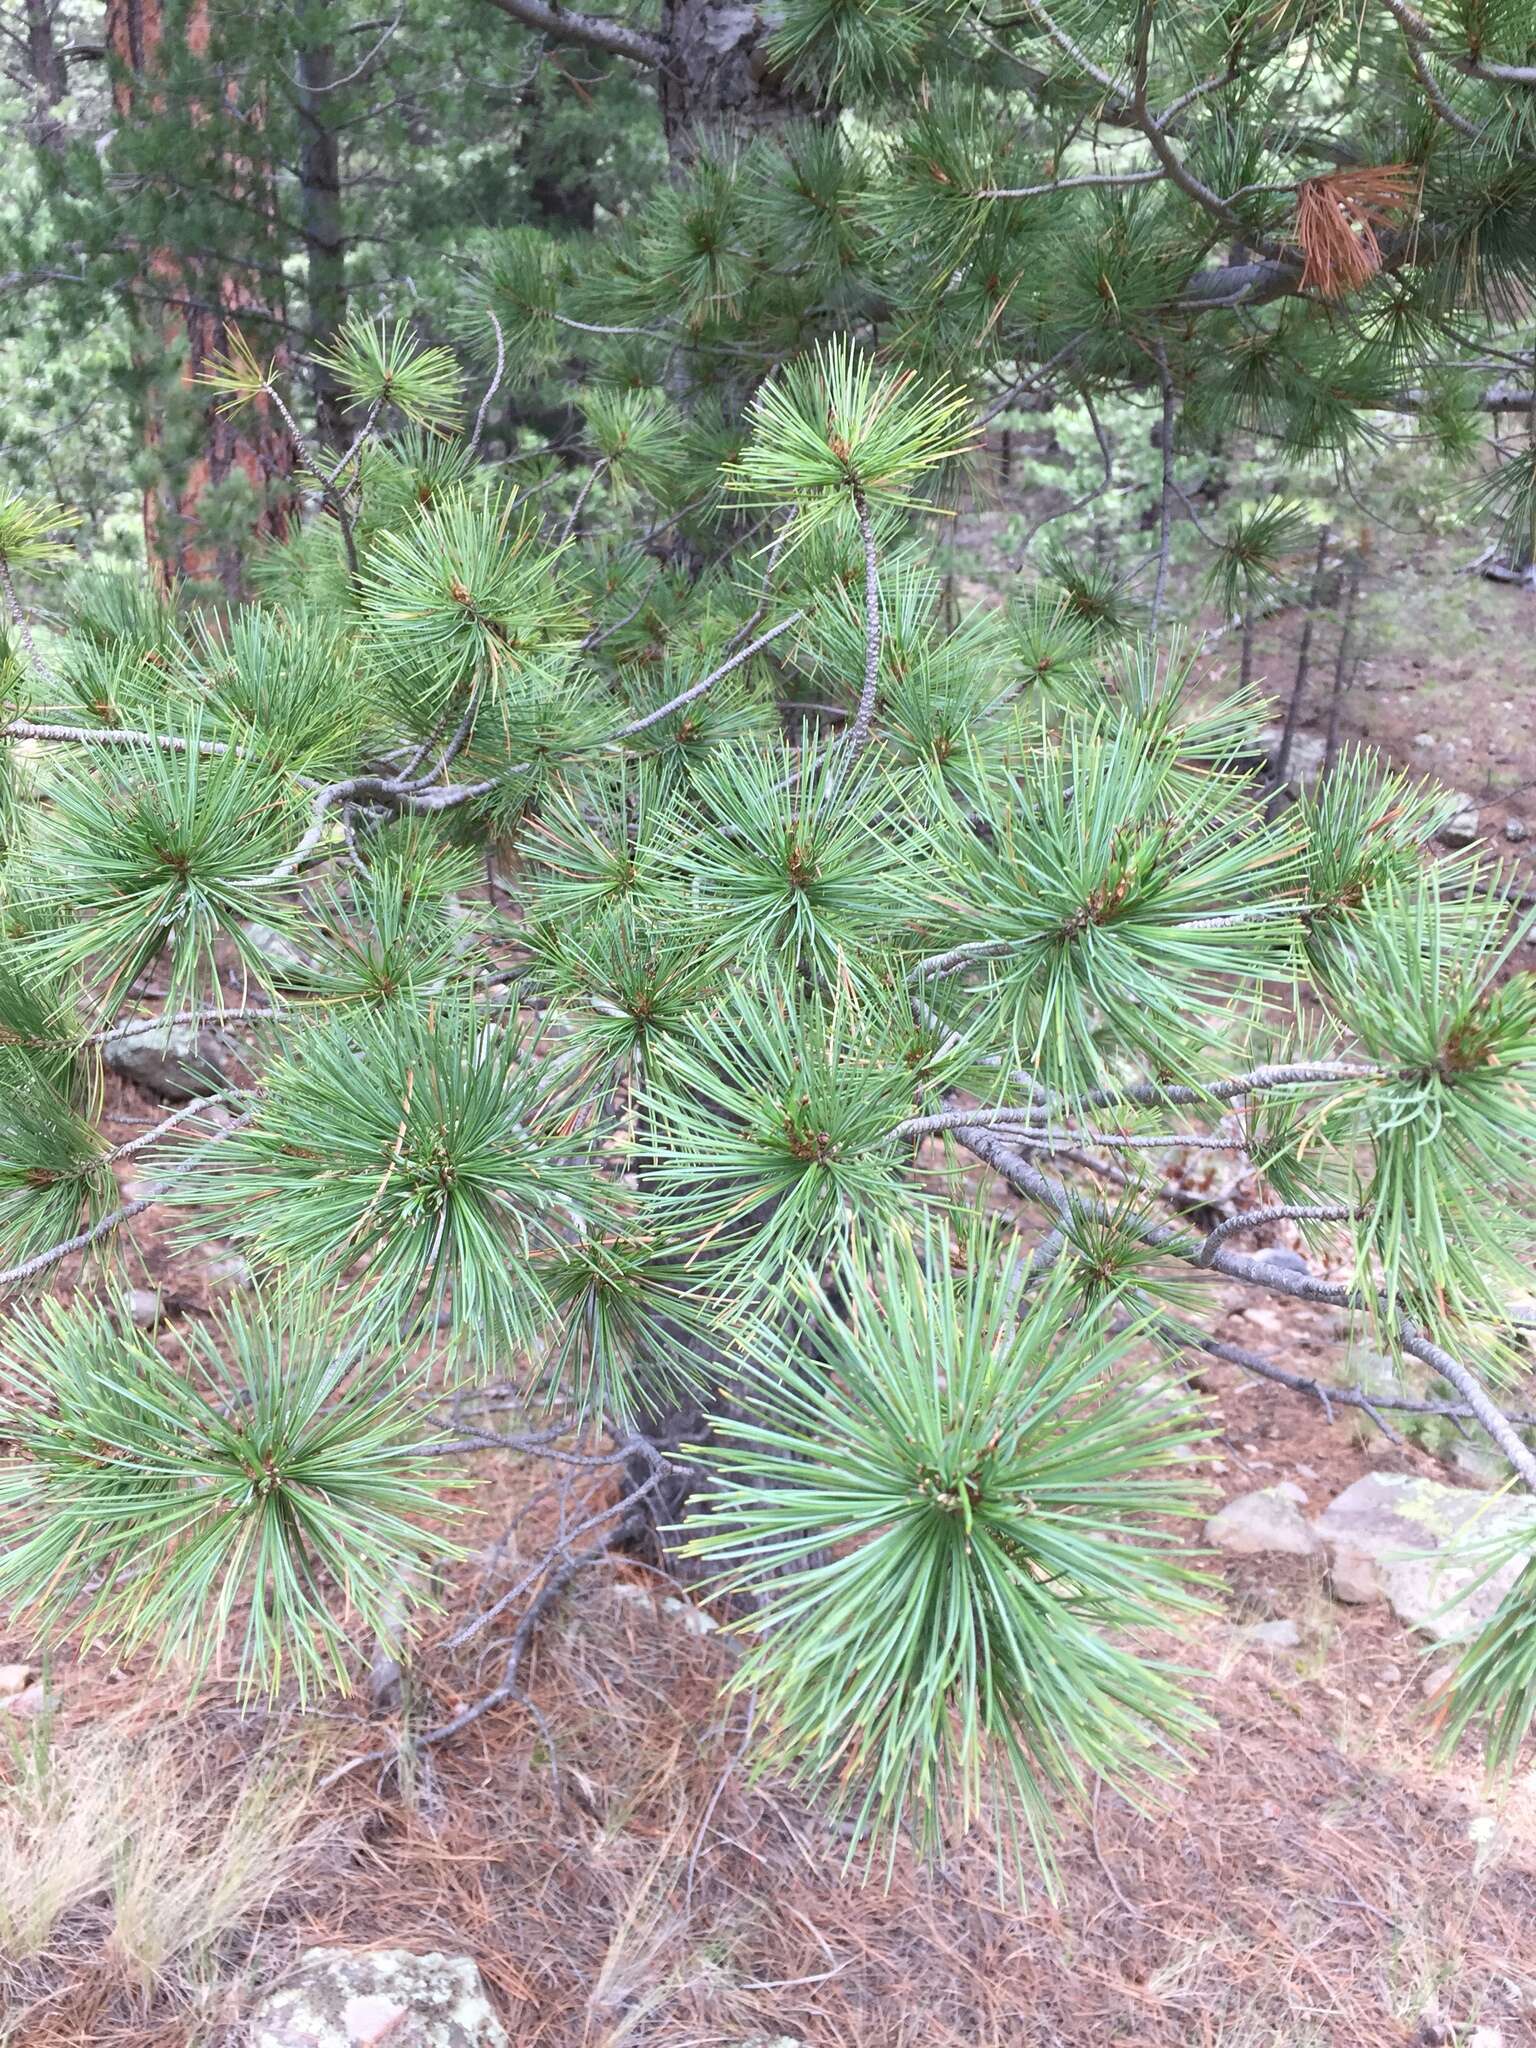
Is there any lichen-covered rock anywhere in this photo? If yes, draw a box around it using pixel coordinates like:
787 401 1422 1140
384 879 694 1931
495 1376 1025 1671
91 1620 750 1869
1206 1487 1324 1559
249 1948 508 2048
1314 1474 1536 1640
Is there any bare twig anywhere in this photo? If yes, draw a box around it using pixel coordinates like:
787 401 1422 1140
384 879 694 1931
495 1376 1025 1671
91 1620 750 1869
467 310 507 459
1150 342 1176 631
609 613 801 741
843 485 884 757
1323 551 1363 775
1267 524 1332 815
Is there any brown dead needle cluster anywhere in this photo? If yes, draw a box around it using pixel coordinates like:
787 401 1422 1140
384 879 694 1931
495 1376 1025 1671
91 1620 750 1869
1294 165 1419 298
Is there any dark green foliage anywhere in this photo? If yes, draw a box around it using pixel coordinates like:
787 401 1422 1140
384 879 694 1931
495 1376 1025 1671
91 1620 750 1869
22 733 306 1016
0 1297 456 1700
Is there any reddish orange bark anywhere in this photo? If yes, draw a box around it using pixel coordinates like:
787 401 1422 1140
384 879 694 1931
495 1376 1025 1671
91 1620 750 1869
107 0 296 593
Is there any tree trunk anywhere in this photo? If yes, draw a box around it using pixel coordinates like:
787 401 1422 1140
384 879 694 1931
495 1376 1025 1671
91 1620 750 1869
106 0 296 595
294 37 349 451
21 0 68 147
656 0 815 166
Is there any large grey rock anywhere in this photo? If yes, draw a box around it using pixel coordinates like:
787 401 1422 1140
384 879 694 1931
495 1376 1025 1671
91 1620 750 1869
1254 725 1327 795
1313 1474 1536 1640
102 1021 236 1102
1206 1488 1324 1559
250 1949 507 2048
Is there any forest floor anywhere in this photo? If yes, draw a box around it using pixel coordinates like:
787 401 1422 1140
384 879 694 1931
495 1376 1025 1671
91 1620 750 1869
3 517 1536 2048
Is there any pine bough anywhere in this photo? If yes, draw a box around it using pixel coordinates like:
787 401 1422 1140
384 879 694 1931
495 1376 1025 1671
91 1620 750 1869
0 327 1532 1886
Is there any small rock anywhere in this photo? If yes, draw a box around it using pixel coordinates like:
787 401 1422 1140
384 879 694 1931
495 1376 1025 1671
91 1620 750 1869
1238 1306 1286 1338
125 1287 161 1329
204 1252 252 1291
249 1948 508 2048
1295 1463 1319 1481
244 921 317 976
1244 1618 1301 1649
661 1595 718 1637
1206 1489 1325 1559
604 1585 718 1635
0 1682 50 1718
1420 1659 1458 1699
1438 801 1481 850
1468 2025 1504 2047
0 1663 36 1697
1274 1480 1309 1505
1504 818 1528 844
1327 1541 1382 1605
1315 1473 1536 1640
102 1023 236 1103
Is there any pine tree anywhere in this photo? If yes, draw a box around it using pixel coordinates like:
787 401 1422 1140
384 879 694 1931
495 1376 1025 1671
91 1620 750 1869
0 0 1534 1883
1 0 659 579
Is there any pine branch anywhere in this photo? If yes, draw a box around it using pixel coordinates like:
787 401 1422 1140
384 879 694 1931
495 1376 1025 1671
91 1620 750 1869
843 487 884 756
0 1109 256 1291
479 0 665 69
1374 0 1536 85
467 310 507 459
1195 1203 1358 1265
610 614 801 740
963 1127 1536 1491
2 721 238 759
1150 343 1176 631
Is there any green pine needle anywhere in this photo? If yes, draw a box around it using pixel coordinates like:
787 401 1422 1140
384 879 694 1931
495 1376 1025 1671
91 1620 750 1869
684 1222 1211 1878
0 1295 462 1702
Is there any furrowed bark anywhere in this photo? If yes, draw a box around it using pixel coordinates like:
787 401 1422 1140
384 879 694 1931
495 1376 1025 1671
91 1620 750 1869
106 0 297 593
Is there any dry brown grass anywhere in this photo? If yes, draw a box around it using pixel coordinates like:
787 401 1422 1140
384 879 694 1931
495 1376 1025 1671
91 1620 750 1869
0 1720 338 2045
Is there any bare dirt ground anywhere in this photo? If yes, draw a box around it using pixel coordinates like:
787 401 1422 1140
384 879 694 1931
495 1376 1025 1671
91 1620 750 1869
4 518 1536 2047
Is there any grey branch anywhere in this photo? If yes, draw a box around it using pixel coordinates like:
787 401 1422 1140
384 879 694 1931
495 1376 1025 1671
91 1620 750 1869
2 719 237 758
480 0 665 68
962 1126 1536 1492
1188 1325 1536 1430
610 612 802 740
1196 1202 1357 1266
0 1110 257 1291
